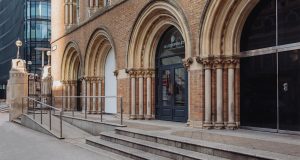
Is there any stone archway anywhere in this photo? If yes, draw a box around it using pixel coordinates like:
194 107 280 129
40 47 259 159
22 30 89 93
61 41 83 111
84 28 117 114
197 0 259 129
127 1 192 120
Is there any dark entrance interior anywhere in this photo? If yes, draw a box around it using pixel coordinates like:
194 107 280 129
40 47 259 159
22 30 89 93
240 0 300 132
155 26 188 122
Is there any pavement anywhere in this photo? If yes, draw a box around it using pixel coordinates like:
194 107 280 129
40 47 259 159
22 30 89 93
0 112 130 160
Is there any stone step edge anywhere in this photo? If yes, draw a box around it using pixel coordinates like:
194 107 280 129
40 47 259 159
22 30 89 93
115 127 298 160
101 131 229 160
86 136 172 160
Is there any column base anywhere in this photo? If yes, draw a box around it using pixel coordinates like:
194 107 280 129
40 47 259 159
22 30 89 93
144 115 152 120
203 122 213 129
226 123 237 130
137 115 144 120
214 122 225 129
130 115 137 120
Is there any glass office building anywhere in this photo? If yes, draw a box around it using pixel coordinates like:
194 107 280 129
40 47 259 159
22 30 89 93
25 0 51 74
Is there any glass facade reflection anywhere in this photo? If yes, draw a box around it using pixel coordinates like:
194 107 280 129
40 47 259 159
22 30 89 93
25 0 51 74
241 0 300 132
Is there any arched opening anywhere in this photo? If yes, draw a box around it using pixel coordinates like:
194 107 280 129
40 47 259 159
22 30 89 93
104 49 117 114
61 42 82 111
84 28 116 114
155 26 187 122
240 0 300 132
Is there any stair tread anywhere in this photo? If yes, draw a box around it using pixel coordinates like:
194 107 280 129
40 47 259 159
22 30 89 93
87 136 172 160
101 132 229 160
115 128 298 160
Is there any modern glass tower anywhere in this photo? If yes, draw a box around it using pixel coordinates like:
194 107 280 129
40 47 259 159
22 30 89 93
25 0 51 74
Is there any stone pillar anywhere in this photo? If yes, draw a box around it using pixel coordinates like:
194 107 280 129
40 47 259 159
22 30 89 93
226 58 237 129
7 59 28 121
86 78 91 113
81 78 86 113
145 71 152 120
203 58 213 129
92 79 97 113
71 81 77 111
65 1 69 24
67 81 71 111
214 58 224 129
138 71 144 119
98 78 102 113
130 71 136 119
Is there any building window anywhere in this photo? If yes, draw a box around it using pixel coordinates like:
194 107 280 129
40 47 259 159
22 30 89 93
65 0 77 26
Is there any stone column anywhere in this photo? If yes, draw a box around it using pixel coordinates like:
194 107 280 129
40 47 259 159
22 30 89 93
86 78 91 113
226 58 237 129
69 1 73 24
145 71 152 120
92 78 97 113
130 71 136 119
81 78 86 113
214 58 224 129
67 81 71 111
138 71 144 119
203 58 213 129
65 1 69 24
71 81 77 112
98 78 102 113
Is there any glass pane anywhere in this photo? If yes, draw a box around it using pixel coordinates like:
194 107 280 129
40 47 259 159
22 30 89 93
278 0 300 45
161 56 182 65
162 70 172 106
240 53 277 129
240 0 276 51
174 68 185 106
279 50 300 131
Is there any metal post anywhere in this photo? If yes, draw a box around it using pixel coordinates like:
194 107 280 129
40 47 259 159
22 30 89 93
33 99 35 119
27 97 29 114
40 102 43 124
60 111 63 138
62 97 64 115
120 97 123 125
22 98 24 114
85 96 87 119
72 97 74 117
53 97 56 115
100 97 103 122
49 107 52 130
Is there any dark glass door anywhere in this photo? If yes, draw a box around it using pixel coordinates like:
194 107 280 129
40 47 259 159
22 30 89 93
278 50 300 131
156 64 187 122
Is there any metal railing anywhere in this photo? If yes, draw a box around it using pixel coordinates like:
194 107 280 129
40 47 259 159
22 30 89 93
53 96 124 125
22 97 63 138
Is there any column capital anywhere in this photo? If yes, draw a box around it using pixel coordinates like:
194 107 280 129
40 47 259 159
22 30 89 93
224 56 239 69
128 69 137 78
196 56 214 69
213 56 225 69
182 57 194 70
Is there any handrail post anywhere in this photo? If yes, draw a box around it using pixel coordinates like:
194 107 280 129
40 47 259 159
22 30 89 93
72 97 74 117
85 96 87 119
22 97 24 114
100 97 103 122
27 97 29 114
49 107 52 130
60 111 62 138
33 99 35 119
40 102 43 124
53 97 56 115
120 97 123 125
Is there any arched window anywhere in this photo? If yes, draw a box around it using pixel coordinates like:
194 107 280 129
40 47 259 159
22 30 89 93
64 0 77 26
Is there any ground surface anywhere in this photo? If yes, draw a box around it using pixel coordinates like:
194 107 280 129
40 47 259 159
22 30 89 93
0 112 126 160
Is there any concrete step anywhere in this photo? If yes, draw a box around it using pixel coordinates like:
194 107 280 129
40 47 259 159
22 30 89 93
115 128 297 160
12 117 21 124
86 136 172 160
100 131 229 160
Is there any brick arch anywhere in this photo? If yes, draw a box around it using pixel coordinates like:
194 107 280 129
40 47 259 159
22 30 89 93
61 41 83 81
199 0 259 57
126 0 192 69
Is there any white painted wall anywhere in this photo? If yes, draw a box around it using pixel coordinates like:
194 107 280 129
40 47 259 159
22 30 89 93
105 49 117 114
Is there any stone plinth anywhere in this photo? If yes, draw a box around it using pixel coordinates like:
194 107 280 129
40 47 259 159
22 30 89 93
6 59 28 121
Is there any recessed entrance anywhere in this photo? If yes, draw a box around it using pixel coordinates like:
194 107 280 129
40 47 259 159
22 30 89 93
240 0 300 132
155 27 188 122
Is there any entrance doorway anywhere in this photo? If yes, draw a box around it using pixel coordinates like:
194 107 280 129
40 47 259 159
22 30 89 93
155 27 188 122
104 49 117 114
240 0 300 132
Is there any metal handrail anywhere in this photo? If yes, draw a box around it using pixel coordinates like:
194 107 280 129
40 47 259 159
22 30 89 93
53 96 124 125
22 97 63 138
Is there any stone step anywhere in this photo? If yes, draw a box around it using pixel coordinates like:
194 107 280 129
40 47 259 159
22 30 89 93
100 131 229 160
86 136 172 160
115 128 296 160
12 117 21 124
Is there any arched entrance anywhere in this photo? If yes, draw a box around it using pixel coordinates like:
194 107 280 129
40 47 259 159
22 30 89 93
104 49 117 114
155 27 188 122
240 0 300 132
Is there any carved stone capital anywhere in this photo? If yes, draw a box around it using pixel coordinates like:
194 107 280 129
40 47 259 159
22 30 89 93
182 57 194 70
213 57 224 69
224 56 239 69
